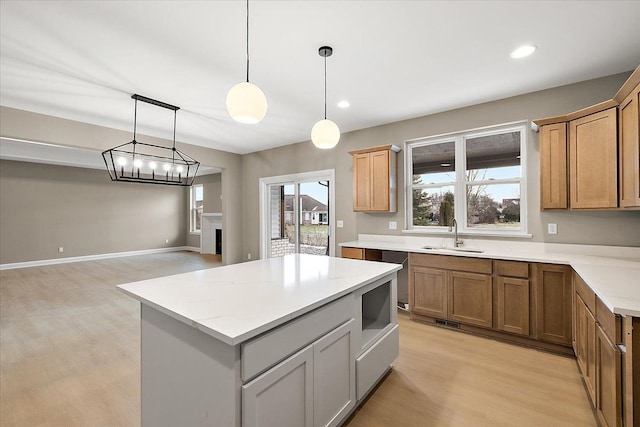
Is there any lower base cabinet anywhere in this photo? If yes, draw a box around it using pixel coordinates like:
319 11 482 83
575 294 596 404
242 319 356 427
448 271 492 328
495 276 530 336
596 323 623 427
534 263 573 346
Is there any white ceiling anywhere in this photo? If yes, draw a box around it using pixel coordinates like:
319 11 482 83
1 1 639 155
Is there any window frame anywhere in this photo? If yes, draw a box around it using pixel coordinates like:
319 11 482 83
190 184 204 234
405 121 530 238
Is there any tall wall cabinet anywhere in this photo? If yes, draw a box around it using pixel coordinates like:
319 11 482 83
535 65 640 210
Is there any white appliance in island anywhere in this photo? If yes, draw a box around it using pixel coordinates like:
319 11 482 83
118 254 402 427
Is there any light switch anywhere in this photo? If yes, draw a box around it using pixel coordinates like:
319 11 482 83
336 220 344 228
389 221 397 230
547 223 558 235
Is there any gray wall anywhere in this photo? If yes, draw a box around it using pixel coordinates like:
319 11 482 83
0 160 188 264
186 173 222 249
241 71 640 261
0 106 244 264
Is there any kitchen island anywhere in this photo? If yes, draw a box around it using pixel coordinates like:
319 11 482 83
118 254 401 427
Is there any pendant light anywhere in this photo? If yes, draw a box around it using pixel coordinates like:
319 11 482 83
226 0 267 124
102 94 199 186
311 46 340 149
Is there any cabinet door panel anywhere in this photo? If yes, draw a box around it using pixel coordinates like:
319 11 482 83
448 271 492 328
242 345 313 427
618 83 640 208
496 276 529 336
370 150 391 211
353 153 371 211
313 320 356 427
540 123 568 209
535 264 572 345
575 294 596 405
596 324 622 427
410 266 447 319
569 108 618 209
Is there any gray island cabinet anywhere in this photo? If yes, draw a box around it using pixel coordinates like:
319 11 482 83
118 254 401 427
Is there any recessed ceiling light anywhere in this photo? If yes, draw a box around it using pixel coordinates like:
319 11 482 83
510 45 537 59
337 100 350 109
440 163 451 167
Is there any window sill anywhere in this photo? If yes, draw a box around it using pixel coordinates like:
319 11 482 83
402 228 532 239
189 231 201 236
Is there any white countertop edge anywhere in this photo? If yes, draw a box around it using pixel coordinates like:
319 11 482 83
119 259 402 346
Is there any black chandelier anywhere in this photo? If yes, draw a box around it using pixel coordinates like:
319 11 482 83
102 94 199 186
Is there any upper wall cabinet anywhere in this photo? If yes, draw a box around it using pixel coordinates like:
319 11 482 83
569 107 618 209
349 145 401 212
539 123 568 209
534 65 640 211
617 80 640 208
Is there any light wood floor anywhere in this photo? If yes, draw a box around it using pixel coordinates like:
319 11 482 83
1 252 596 426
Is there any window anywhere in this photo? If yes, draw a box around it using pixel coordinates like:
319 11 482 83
190 184 203 233
407 122 527 236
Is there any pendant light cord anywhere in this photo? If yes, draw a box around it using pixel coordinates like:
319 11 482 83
133 98 138 141
324 55 327 119
246 0 250 83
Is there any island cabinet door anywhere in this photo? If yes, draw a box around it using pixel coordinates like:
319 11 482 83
313 319 356 427
242 345 313 427
447 271 493 328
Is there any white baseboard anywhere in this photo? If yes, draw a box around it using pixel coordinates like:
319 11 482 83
0 246 200 270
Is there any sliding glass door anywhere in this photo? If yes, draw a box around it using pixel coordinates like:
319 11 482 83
260 170 335 259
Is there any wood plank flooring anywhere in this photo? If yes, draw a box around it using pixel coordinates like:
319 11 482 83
1 252 596 426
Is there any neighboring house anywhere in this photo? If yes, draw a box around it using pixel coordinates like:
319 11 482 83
284 194 328 226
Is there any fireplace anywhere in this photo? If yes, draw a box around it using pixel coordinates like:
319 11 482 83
215 229 222 255
201 213 222 255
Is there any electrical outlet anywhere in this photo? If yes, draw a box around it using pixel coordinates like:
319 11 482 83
547 223 558 235
336 220 344 228
248 253 252 260
58 247 64 253
389 221 397 230
165 239 169 244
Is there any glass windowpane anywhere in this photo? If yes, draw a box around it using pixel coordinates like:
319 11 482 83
412 186 455 227
412 141 456 184
466 132 521 181
466 183 520 230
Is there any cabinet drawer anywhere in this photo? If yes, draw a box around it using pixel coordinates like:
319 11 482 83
494 260 529 278
242 296 353 382
356 324 399 401
342 247 364 259
341 247 382 261
574 274 596 314
410 253 492 274
596 297 622 345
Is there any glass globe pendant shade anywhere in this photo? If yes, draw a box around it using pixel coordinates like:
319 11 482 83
311 119 340 149
226 81 268 124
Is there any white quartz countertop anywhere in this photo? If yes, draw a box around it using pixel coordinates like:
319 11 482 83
118 254 401 346
340 235 640 316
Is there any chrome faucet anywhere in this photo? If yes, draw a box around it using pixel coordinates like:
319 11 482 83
448 218 463 248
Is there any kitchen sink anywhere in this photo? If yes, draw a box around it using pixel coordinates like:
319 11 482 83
421 245 485 254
